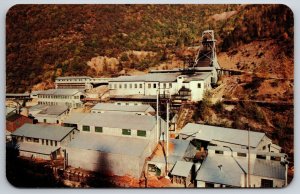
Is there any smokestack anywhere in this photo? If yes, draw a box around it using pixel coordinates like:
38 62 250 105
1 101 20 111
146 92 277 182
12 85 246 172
166 101 170 174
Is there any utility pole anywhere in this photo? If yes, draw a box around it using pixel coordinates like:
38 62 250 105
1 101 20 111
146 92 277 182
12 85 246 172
247 124 251 188
156 89 160 143
166 100 170 176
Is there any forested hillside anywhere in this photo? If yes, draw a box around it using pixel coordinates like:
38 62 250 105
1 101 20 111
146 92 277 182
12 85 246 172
6 4 293 92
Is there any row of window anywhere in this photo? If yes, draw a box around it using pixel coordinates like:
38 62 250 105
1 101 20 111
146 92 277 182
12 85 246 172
20 137 58 147
214 150 281 161
38 95 79 99
110 83 172 89
82 126 147 137
57 78 89 82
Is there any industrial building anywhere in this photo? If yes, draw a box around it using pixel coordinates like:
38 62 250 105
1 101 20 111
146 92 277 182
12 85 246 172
55 76 109 90
196 146 287 188
63 112 166 178
109 72 212 102
91 102 155 115
36 89 85 108
179 123 281 153
11 123 77 160
29 104 69 124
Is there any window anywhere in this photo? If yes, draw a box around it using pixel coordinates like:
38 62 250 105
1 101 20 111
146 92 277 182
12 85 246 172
124 84 127 88
42 139 44 145
95 126 103 133
257 154 266 160
148 83 151 88
198 83 201 88
169 83 172 88
33 138 39 143
122 129 131 135
46 140 48 145
215 150 224 154
135 84 137 88
140 84 143 88
119 84 122 89
137 130 146 137
82 125 90 132
55 141 57 146
163 83 166 88
43 119 47 123
26 137 32 142
129 84 132 88
237 152 247 157
50 140 53 146
153 83 157 88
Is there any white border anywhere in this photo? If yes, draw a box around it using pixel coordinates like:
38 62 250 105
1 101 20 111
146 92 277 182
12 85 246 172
0 1 298 194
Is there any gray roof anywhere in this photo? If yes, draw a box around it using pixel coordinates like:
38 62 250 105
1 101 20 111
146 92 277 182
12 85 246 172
171 161 194 177
149 67 215 73
18 142 59 155
110 73 180 82
196 154 245 187
12 123 75 141
91 103 155 113
235 157 286 180
56 76 91 80
65 112 158 131
110 95 157 100
183 72 211 82
63 112 89 124
38 89 83 96
180 123 265 148
37 105 69 116
66 133 150 157
151 139 191 164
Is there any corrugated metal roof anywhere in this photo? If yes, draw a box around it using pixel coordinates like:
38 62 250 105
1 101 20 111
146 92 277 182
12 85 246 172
110 95 157 100
66 133 150 157
180 123 265 148
110 73 180 82
65 112 159 131
56 76 91 80
38 89 83 96
18 142 59 155
12 123 75 141
151 139 191 164
235 157 286 180
171 161 194 177
38 105 69 116
91 103 155 113
196 154 244 187
63 112 89 124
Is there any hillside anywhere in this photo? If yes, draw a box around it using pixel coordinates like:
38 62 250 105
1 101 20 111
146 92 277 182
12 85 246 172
6 4 293 92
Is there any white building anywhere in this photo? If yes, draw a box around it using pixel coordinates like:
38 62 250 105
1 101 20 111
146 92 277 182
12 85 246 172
196 146 287 188
55 76 110 90
109 72 212 102
63 112 166 178
29 104 69 124
91 102 155 115
37 89 85 108
179 123 281 153
11 123 77 160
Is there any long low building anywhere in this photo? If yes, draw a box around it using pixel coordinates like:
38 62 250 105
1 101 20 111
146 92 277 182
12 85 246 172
65 133 152 178
29 104 69 124
91 102 155 115
37 89 85 108
11 123 77 160
109 72 212 102
196 146 287 188
179 123 281 153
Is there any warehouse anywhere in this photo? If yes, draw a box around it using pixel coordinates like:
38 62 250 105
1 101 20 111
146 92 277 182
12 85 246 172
91 102 155 115
37 89 85 108
196 146 287 188
179 123 281 152
11 123 77 160
29 104 69 124
65 133 153 178
109 72 212 102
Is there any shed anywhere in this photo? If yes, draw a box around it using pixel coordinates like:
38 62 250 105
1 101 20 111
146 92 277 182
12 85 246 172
170 161 194 187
